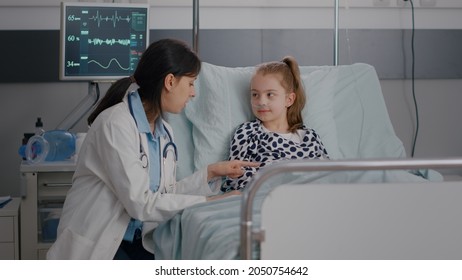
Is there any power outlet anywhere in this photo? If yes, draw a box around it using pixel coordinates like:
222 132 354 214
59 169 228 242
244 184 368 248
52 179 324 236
373 0 391 7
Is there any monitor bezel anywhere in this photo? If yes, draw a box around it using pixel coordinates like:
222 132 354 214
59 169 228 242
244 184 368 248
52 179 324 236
59 2 150 82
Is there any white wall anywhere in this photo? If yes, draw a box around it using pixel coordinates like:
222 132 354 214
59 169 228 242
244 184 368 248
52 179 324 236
381 79 462 159
1 0 462 30
1 1 461 196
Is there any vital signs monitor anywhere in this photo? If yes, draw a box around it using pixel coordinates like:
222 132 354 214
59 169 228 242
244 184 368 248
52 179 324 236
60 2 149 81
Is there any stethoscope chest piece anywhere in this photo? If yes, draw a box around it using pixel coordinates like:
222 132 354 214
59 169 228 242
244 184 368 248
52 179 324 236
140 152 148 168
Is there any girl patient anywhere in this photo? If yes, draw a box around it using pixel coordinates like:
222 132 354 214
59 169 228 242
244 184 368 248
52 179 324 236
222 56 330 192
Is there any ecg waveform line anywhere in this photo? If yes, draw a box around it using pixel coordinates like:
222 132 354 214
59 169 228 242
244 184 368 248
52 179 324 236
88 38 131 46
88 10 131 28
88 58 131 71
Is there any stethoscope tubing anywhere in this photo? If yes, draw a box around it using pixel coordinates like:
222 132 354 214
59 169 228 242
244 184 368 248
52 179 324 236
128 92 178 169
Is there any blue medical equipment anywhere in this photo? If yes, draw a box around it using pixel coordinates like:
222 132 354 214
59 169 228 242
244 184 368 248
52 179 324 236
23 130 76 164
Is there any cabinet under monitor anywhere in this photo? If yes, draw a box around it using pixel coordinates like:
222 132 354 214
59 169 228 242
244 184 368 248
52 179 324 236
20 162 75 260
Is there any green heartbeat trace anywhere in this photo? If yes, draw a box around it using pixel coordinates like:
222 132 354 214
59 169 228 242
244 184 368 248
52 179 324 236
88 10 131 28
88 58 131 71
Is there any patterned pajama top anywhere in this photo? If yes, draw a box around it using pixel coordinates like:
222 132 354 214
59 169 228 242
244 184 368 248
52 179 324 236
222 119 330 192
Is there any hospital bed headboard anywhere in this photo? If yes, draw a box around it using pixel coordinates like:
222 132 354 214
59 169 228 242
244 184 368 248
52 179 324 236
166 62 407 180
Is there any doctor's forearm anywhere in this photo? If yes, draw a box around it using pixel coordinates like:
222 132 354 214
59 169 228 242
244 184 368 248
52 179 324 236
206 164 215 181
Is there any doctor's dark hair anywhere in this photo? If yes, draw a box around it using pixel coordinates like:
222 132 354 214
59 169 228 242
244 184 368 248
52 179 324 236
87 38 201 125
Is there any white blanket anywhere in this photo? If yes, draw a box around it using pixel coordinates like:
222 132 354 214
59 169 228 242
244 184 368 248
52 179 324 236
153 169 431 260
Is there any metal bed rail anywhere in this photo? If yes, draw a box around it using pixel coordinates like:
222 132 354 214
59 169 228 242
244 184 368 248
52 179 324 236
240 157 462 259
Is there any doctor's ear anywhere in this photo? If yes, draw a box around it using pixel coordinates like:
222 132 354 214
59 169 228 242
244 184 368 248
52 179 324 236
164 73 175 91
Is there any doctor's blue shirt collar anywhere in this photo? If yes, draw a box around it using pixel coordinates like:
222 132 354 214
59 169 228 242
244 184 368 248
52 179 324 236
129 91 167 138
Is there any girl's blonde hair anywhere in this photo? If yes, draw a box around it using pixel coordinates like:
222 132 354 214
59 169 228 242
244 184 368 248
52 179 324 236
254 56 305 132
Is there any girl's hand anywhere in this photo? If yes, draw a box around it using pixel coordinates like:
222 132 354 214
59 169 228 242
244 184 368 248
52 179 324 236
207 160 260 181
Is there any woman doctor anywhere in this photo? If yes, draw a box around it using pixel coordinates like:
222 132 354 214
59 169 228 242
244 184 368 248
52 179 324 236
47 38 258 260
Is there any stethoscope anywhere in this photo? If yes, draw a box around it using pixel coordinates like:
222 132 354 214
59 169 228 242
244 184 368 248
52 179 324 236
127 93 178 170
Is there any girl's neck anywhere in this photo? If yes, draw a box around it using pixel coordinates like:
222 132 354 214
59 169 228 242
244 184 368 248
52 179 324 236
262 121 290 134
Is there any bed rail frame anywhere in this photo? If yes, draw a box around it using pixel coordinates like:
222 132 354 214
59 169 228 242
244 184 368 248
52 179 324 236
240 157 462 259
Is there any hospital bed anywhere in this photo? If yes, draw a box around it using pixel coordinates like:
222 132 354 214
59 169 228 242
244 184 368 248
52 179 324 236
154 62 462 259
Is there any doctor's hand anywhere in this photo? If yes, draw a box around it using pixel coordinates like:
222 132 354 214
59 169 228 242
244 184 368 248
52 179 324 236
207 160 260 181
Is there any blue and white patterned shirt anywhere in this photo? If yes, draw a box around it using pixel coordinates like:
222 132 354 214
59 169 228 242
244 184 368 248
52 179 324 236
223 119 329 192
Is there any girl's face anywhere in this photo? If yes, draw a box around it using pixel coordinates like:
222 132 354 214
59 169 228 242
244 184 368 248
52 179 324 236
162 75 196 114
250 72 295 131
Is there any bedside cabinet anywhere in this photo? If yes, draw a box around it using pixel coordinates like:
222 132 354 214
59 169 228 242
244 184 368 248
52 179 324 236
20 162 75 260
0 197 20 260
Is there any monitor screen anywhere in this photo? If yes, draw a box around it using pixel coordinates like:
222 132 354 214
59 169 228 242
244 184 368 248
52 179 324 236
60 2 149 81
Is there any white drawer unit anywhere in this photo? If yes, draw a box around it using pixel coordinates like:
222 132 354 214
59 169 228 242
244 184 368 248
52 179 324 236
0 198 20 260
20 162 75 260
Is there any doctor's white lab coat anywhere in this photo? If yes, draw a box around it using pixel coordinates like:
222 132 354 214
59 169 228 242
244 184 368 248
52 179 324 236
47 94 218 260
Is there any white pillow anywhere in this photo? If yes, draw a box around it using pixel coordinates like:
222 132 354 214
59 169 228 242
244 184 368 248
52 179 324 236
185 63 255 170
173 62 407 179
185 62 342 171
300 66 341 158
331 63 406 159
